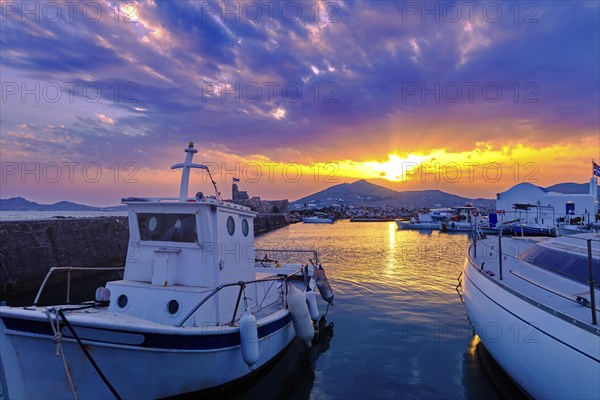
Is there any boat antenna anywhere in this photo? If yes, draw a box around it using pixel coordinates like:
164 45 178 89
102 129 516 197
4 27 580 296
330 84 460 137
171 142 212 202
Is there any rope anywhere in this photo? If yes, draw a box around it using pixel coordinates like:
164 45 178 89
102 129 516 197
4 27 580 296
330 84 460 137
242 286 250 311
46 310 78 400
206 167 222 203
57 309 122 400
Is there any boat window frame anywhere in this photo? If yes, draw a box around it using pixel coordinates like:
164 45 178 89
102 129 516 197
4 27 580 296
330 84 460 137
519 244 600 287
227 215 235 236
137 212 199 244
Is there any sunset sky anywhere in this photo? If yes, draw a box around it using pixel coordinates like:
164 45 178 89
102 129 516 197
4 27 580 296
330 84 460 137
1 1 599 206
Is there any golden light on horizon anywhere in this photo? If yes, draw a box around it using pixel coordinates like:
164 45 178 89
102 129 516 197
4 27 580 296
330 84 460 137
334 139 598 185
139 140 596 196
364 154 427 182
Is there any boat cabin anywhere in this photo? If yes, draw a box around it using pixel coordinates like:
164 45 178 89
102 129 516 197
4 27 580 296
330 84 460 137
105 143 258 327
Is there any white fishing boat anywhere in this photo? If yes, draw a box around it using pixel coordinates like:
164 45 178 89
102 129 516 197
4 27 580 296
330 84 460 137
460 232 600 399
303 212 334 224
557 223 596 236
441 206 488 232
0 143 335 399
395 213 441 230
511 222 556 237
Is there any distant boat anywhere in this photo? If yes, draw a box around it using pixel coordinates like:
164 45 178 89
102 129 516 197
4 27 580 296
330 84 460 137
396 213 441 230
461 232 600 399
303 212 335 224
351 217 394 222
478 225 513 235
511 223 556 237
557 224 596 236
440 206 488 232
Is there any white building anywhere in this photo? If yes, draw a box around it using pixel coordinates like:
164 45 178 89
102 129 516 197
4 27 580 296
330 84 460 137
496 178 598 225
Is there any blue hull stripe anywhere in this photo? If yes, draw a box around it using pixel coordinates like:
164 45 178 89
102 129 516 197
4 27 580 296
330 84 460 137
2 313 292 351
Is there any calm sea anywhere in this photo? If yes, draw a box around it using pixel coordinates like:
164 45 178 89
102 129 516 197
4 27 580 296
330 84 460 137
251 221 525 400
0 211 128 220
0 220 525 399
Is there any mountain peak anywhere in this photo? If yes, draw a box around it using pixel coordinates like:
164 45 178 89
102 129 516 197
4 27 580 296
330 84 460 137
0 197 124 211
291 180 494 208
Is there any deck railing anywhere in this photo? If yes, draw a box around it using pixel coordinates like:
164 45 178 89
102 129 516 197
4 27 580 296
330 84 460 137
474 234 599 325
31 252 317 327
176 265 308 327
33 266 125 306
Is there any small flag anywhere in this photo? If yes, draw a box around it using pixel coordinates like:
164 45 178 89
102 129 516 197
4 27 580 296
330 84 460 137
594 161 600 177
233 177 240 182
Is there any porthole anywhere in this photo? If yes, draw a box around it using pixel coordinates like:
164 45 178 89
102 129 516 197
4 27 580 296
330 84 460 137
117 294 128 308
242 219 249 237
227 216 235 236
168 300 179 314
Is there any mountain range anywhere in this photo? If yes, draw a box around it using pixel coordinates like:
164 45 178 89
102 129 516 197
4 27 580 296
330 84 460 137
0 197 124 212
545 182 592 194
291 180 495 209
291 180 597 209
1 181 595 211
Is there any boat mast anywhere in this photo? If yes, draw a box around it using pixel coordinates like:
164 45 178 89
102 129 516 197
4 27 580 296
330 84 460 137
171 142 208 202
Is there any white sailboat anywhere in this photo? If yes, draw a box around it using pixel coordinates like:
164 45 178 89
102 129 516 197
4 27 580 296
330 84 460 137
461 232 600 399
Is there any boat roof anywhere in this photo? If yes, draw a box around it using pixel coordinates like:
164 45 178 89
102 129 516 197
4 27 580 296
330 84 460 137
121 196 253 213
120 142 253 214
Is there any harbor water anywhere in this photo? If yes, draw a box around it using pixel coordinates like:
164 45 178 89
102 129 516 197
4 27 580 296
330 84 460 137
0 220 526 399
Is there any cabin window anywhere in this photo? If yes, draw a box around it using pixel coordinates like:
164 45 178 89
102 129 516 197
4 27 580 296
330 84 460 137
138 213 197 243
227 216 235 236
519 244 600 287
242 219 249 237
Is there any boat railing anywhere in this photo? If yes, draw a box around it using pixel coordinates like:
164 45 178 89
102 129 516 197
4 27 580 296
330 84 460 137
33 266 125 306
176 265 309 328
472 234 599 325
255 248 320 266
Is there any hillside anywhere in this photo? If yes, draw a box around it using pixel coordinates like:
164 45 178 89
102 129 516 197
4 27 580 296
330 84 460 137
0 197 124 211
292 180 495 209
545 182 591 194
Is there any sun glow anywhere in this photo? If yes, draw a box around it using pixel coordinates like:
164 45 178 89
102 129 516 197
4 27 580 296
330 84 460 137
336 140 597 185
364 154 427 182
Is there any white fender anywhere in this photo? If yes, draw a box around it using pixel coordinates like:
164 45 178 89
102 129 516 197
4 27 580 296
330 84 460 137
287 283 314 347
305 286 319 321
239 310 259 369
314 265 334 305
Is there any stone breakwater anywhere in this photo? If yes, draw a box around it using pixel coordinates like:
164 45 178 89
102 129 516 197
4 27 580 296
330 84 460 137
0 217 129 298
0 214 290 298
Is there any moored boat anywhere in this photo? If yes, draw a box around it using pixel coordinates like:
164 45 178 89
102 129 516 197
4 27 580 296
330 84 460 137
395 213 441 230
460 232 600 399
303 212 335 224
511 222 556 237
440 205 489 232
0 143 335 399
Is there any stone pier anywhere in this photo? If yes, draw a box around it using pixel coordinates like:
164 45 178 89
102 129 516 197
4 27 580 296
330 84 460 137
0 213 290 298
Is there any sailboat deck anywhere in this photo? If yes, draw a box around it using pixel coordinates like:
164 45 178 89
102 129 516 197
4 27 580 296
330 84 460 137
470 236 600 333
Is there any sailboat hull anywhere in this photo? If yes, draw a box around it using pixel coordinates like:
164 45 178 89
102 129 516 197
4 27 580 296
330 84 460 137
462 256 600 400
